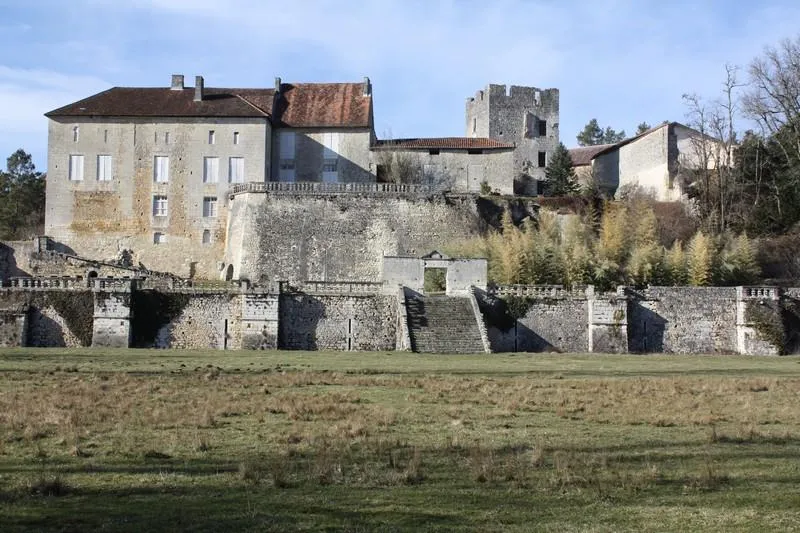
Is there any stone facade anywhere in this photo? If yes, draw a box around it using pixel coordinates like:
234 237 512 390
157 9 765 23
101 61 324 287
466 84 560 193
225 192 488 283
279 293 396 351
45 116 268 278
271 128 373 184
0 277 793 355
573 122 726 201
369 146 515 195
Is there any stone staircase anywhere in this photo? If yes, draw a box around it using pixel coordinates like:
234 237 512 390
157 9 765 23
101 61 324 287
405 293 485 353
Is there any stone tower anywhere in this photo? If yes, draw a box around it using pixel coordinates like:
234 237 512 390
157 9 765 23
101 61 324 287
465 84 559 194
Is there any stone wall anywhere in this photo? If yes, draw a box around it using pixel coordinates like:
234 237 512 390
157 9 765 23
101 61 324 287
279 293 396 351
226 193 490 283
46 116 270 278
627 287 739 353
0 240 34 280
369 147 515 195
480 293 589 353
465 84 560 192
151 293 240 350
271 128 373 183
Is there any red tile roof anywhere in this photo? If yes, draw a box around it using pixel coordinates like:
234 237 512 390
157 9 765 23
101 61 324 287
274 83 372 128
46 82 373 129
374 137 515 150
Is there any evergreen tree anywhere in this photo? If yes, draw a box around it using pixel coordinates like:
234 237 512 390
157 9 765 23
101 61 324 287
0 149 45 239
576 119 626 146
635 122 652 135
542 143 578 197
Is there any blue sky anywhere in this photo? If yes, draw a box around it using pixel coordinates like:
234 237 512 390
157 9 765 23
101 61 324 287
1 0 799 171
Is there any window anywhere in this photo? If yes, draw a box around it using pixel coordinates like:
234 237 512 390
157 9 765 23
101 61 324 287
69 155 84 181
203 156 219 183
322 132 339 183
467 149 483 155
73 126 79 142
203 196 218 218
153 232 167 245
472 118 477 135
97 155 112 181
279 131 296 182
202 230 212 245
233 132 240 145
228 157 244 183
164 132 170 144
104 129 108 143
538 119 547 137
208 130 215 144
154 156 169 182
429 149 440 155
154 131 158 143
538 151 547 167
322 132 339 159
153 195 168 217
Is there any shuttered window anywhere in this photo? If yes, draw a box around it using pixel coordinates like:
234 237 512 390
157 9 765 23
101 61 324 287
203 157 219 183
69 155 84 181
229 157 244 183
97 155 112 181
154 156 169 182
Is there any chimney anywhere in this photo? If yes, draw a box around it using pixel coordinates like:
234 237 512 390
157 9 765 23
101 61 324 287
171 74 184 91
274 76 282 94
363 76 371 97
194 75 204 102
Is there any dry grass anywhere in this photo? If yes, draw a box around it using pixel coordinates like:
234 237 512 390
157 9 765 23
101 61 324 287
1 350 800 531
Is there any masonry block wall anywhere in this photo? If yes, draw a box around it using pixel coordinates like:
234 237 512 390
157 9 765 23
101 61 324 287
92 292 131 348
627 287 739 353
45 117 270 279
466 84 560 192
279 294 396 351
369 148 515 194
227 193 488 283
486 298 589 353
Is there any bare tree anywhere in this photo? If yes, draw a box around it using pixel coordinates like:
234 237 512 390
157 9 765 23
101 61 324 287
682 64 743 232
742 36 800 164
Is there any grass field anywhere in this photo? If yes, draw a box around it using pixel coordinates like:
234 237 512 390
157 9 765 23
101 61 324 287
1 348 800 532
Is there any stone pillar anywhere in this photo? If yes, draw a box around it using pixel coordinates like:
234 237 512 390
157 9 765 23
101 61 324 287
240 292 280 349
91 279 132 348
0 310 28 347
736 286 782 355
588 288 628 353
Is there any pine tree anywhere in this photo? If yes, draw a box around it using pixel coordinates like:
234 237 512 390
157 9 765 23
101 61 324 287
542 143 578 197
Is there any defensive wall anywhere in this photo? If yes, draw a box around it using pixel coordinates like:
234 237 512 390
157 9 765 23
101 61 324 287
0 269 793 355
223 183 539 283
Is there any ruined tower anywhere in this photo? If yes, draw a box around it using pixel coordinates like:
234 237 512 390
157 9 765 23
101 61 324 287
466 84 559 194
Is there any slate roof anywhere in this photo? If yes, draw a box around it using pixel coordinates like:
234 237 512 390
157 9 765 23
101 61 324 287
45 82 373 128
374 137 515 150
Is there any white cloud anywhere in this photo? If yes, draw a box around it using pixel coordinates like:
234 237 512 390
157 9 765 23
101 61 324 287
0 67 110 167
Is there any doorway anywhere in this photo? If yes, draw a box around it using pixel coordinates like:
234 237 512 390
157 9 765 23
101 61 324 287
423 267 447 294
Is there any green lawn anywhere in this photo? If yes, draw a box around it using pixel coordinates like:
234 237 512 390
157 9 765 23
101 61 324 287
1 348 800 532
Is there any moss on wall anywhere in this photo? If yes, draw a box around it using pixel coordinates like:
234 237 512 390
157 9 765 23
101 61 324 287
40 291 94 346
